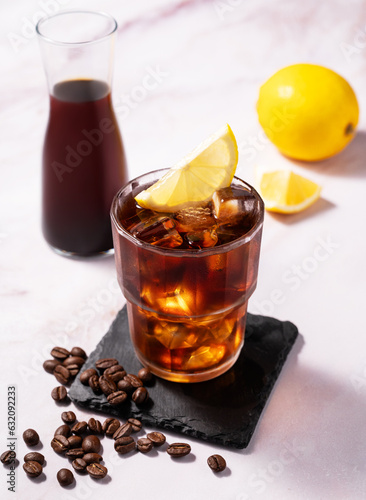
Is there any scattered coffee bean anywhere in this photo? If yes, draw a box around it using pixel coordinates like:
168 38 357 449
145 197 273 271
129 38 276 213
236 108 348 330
114 436 136 454
43 359 61 374
124 374 143 388
95 358 118 371
147 432 166 447
99 374 117 396
87 463 108 479
137 438 153 454
23 460 42 477
1 450 16 464
57 468 74 486
207 454 226 472
80 368 97 385
127 418 142 433
104 364 126 382
66 364 80 377
71 421 87 435
51 386 68 402
138 367 153 383
23 429 40 447
72 458 87 472
54 424 71 438
88 418 103 434
68 435 82 449
88 374 102 395
65 448 84 459
51 346 70 361
70 347 87 359
61 411 76 424
167 443 191 458
117 378 134 394
82 435 101 454
107 391 128 406
83 453 102 464
102 418 120 437
24 452 44 465
113 423 132 440
63 356 85 368
132 387 149 404
54 365 71 385
51 435 69 454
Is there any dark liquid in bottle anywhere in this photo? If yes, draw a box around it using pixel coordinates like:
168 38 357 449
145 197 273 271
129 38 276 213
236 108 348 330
42 79 128 256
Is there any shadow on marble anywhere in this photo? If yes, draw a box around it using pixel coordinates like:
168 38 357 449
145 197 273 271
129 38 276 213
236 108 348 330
267 197 336 225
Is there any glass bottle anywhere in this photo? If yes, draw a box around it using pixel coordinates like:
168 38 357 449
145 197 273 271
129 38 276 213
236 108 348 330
37 11 128 257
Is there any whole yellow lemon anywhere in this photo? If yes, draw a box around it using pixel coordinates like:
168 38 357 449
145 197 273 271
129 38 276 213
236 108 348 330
257 64 359 161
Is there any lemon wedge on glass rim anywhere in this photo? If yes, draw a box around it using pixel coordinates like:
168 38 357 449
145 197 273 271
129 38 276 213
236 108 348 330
256 168 322 214
135 124 238 212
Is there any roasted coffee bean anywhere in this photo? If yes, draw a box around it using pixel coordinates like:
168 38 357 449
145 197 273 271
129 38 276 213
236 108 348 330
83 453 102 464
138 367 153 383
147 432 166 447
61 411 76 424
137 438 153 453
54 365 71 385
113 423 132 440
88 374 102 395
87 463 108 479
63 356 85 368
57 468 74 486
124 374 143 388
132 387 149 405
54 424 71 438
80 368 97 385
72 458 87 472
70 347 87 359
24 452 44 465
23 429 40 447
99 374 117 396
95 358 118 371
43 359 61 374
207 454 226 472
51 385 68 402
66 364 80 377
102 418 120 437
65 448 84 459
51 435 69 453
117 378 134 394
1 450 16 464
104 364 126 382
107 391 128 406
23 460 42 477
82 436 101 454
51 346 70 361
167 443 191 458
68 435 82 449
114 436 136 454
88 418 103 434
127 418 142 433
71 421 87 435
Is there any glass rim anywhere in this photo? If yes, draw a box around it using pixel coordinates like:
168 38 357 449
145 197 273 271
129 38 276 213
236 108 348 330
36 10 118 46
110 168 265 257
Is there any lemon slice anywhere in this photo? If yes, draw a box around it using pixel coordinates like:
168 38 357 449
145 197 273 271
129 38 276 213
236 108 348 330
257 169 321 213
135 124 238 212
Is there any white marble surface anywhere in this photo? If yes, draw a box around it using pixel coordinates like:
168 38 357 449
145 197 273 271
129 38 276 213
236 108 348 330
1 0 366 499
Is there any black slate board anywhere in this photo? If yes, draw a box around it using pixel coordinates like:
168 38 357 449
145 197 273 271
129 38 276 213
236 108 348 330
69 306 298 448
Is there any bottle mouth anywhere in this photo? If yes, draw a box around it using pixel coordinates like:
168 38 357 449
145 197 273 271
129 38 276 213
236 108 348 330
36 10 118 46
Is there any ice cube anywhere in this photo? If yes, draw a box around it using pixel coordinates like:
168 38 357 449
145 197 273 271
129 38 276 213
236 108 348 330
182 345 225 370
154 322 198 349
174 206 216 233
131 215 183 248
185 228 218 249
212 187 259 225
